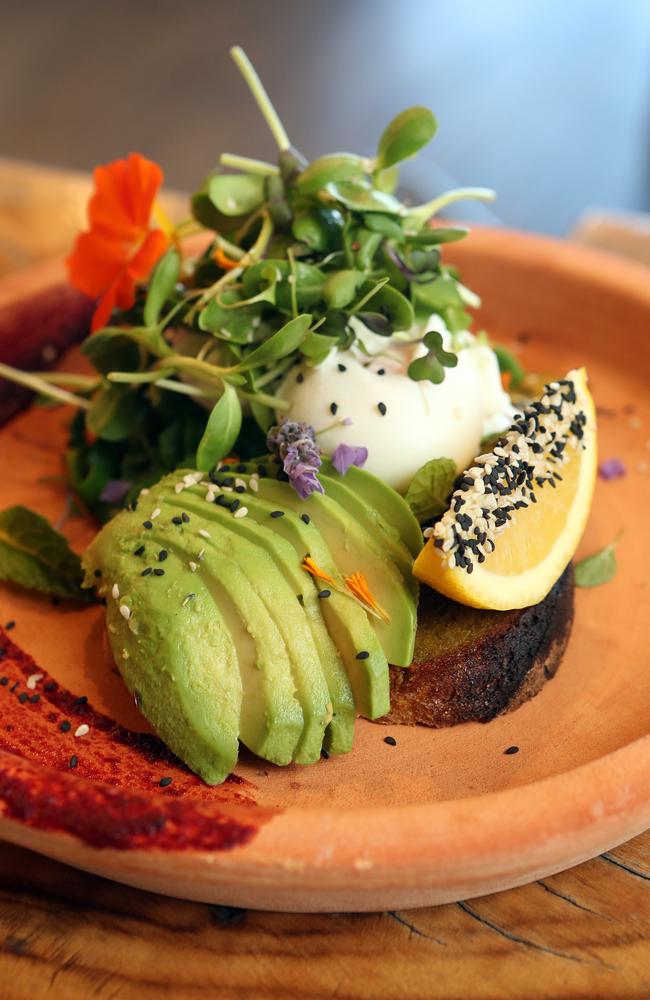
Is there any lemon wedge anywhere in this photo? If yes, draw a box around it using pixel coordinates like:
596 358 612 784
413 368 597 610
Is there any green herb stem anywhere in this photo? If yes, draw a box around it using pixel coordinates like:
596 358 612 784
220 153 280 177
237 387 290 411
230 46 291 152
0 362 91 409
406 187 496 228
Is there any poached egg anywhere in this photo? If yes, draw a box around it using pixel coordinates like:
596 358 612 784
277 317 515 493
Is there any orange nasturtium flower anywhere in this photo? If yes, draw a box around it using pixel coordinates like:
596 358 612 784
66 153 171 331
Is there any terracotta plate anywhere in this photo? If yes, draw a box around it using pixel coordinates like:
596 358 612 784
0 229 648 912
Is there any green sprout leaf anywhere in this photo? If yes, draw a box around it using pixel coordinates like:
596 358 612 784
295 154 366 194
195 382 243 471
355 280 414 331
404 457 457 523
376 106 438 170
322 270 364 310
574 537 621 588
0 505 93 601
143 248 180 328
207 173 265 216
234 314 312 372
87 384 138 442
408 330 458 384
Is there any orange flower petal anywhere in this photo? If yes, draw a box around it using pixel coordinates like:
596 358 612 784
344 572 390 623
302 556 335 586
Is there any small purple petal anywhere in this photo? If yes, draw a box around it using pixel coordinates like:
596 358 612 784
598 457 626 481
99 479 132 504
331 443 369 476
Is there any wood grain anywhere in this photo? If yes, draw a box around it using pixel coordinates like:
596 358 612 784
0 160 649 998
0 834 649 999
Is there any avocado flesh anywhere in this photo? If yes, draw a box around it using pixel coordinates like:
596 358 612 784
222 473 417 668
159 490 337 763
83 518 242 785
320 460 423 560
317 472 417 596
210 476 390 719
177 487 356 754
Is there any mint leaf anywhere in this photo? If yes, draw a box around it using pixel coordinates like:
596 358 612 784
404 457 457 523
0 506 92 601
574 537 620 588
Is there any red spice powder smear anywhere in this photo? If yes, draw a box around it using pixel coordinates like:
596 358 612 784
0 629 278 851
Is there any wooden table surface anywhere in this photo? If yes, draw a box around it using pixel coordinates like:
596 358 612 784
0 158 648 1000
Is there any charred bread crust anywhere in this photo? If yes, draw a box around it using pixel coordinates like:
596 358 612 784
382 565 574 727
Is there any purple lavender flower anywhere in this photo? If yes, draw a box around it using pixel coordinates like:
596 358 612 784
598 457 626 481
331 443 369 476
267 421 323 499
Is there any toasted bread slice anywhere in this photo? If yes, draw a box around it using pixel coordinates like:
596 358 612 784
383 566 574 727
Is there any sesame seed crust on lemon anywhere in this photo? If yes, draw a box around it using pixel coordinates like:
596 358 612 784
413 368 597 611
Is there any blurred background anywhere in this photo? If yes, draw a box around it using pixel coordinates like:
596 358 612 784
1 0 650 236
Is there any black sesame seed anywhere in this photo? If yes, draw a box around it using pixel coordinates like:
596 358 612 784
18 692 28 704
377 368 386 376
0 648 5 659
134 545 145 557
94 569 102 578
69 755 78 769
181 512 190 523
74 696 88 706
270 510 285 519
230 499 241 512
337 363 347 372
236 464 247 473
30 694 40 704
330 402 338 415
235 485 246 494
257 465 268 477
44 681 57 692
10 682 18 693
503 745 519 755
159 776 173 787
356 651 369 660
142 520 153 530
297 594 304 604
317 589 331 599
171 516 183 525
158 550 168 562
0 677 7 687
141 567 153 577
377 402 387 416
301 514 311 525
5 621 15 631
222 476 235 487
384 736 397 746
321 749 330 759
296 372 305 383
153 568 165 577
60 721 71 733
216 495 229 507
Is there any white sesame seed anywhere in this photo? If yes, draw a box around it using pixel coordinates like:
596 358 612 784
174 482 185 494
111 583 120 600
140 488 150 496
189 561 198 572
151 508 161 520
199 529 211 539
423 527 435 538
234 506 248 519
249 478 259 492
119 604 131 620
74 724 90 738
198 548 206 561
206 490 216 503
221 485 233 493
26 673 43 690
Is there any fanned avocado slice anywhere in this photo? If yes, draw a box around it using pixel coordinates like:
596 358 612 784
158 488 340 762
208 474 391 718
176 485 356 755
83 517 243 785
320 459 423 560
220 472 417 668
